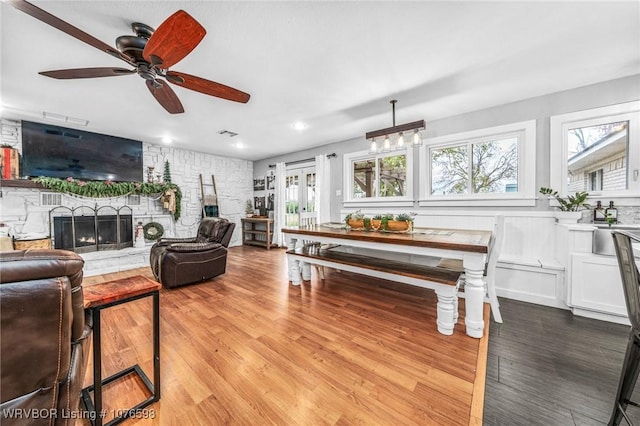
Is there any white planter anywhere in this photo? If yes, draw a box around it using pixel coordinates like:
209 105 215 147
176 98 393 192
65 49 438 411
555 211 583 224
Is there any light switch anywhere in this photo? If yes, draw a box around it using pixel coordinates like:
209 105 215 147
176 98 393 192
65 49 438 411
335 189 342 196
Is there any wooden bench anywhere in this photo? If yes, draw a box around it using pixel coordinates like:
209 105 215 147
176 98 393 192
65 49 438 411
287 245 463 335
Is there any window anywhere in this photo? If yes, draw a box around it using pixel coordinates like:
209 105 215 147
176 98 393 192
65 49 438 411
344 149 413 207
550 101 640 199
420 120 536 206
588 169 604 191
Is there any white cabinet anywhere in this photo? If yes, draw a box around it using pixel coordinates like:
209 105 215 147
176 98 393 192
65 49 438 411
569 253 629 324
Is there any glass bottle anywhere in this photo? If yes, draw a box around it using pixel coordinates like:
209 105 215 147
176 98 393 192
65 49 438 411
605 201 618 224
593 201 606 222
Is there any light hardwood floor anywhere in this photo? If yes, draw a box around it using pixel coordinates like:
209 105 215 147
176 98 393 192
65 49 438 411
81 245 488 425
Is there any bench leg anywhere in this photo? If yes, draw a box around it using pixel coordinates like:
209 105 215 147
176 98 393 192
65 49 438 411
301 262 311 281
453 293 459 323
435 289 456 335
316 265 325 280
290 259 302 285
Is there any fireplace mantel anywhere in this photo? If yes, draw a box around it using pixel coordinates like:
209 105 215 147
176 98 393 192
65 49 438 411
0 179 44 189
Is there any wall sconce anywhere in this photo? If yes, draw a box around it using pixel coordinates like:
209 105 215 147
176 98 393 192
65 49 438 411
366 99 424 153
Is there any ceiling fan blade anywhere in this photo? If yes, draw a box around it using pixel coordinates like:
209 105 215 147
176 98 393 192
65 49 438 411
166 71 250 104
40 67 136 79
146 80 185 114
143 10 206 68
8 0 136 67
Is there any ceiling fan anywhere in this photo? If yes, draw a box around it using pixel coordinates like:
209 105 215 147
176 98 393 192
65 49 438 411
9 0 251 114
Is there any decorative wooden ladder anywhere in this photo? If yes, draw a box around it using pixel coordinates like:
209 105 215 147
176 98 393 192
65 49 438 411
199 174 219 217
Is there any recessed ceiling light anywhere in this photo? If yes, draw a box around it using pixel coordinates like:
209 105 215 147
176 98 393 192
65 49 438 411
292 122 308 131
234 141 245 149
162 136 173 144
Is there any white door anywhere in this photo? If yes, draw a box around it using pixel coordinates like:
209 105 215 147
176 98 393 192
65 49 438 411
285 165 317 227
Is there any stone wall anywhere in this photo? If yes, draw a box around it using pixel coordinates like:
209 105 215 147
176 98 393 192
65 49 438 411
0 140 253 248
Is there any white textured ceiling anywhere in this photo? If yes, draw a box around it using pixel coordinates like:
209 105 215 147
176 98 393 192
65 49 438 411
1 1 639 161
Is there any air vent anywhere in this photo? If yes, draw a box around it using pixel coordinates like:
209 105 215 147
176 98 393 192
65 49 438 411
41 192 63 206
127 195 141 205
42 111 89 126
218 130 238 137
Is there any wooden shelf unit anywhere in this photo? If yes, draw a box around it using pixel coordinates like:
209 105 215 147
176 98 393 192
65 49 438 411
241 217 274 250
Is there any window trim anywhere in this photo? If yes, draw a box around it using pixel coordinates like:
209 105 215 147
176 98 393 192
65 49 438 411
550 101 640 201
419 120 537 207
343 148 414 208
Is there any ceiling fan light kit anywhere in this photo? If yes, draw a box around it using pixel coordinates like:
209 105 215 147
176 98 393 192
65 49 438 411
366 99 424 154
10 0 251 114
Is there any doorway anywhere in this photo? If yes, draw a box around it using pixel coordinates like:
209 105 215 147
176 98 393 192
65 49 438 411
285 164 317 227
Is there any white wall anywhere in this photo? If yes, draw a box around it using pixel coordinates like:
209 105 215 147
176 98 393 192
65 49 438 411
253 74 640 222
0 139 254 247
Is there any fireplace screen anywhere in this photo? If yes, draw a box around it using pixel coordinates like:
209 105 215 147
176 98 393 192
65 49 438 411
50 206 133 253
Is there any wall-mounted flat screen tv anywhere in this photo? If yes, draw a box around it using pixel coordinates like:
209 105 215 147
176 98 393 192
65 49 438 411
21 121 143 182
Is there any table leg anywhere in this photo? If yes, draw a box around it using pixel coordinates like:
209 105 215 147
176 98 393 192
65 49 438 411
463 256 485 339
152 291 161 402
93 308 103 426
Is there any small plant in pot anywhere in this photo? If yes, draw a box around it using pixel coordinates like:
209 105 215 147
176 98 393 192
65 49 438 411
387 212 416 232
539 187 590 223
245 200 254 217
344 210 365 230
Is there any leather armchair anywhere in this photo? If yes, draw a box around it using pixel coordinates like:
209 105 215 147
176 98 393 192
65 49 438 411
150 217 236 288
0 249 92 425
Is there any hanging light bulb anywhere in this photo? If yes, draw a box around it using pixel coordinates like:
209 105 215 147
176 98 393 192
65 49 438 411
383 135 391 152
412 129 423 147
369 138 378 153
396 132 405 150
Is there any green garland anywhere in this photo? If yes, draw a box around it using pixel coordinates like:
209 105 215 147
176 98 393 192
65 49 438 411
33 176 182 221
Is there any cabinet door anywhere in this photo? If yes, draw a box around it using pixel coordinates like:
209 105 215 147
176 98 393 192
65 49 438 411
570 253 627 316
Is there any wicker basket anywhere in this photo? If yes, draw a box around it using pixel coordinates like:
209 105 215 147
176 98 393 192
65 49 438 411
14 238 52 250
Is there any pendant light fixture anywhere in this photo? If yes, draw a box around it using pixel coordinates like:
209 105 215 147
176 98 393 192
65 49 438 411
366 99 424 153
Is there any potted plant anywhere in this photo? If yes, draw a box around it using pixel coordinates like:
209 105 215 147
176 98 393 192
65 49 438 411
245 200 254 217
387 212 416 232
344 210 365 229
539 187 590 223
371 214 384 231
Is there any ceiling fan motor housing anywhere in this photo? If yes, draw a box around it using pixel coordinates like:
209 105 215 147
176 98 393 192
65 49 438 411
116 22 155 64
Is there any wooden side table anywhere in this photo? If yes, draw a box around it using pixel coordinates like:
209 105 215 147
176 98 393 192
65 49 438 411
81 276 161 426
241 217 274 249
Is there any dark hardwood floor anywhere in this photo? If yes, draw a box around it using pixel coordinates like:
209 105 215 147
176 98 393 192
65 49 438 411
83 245 638 425
484 296 638 425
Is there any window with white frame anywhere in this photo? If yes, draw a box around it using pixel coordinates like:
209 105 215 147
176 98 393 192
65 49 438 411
419 120 536 206
550 101 640 200
343 149 413 207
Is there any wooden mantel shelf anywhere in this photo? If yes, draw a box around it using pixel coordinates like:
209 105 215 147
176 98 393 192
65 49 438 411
0 179 44 189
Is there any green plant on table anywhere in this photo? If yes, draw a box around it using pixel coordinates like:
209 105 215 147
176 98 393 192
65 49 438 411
344 210 365 226
539 187 590 211
245 200 254 215
395 212 416 222
605 212 616 227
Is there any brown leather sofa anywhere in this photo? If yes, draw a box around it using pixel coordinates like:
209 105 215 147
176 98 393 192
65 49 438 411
0 249 92 425
150 217 236 288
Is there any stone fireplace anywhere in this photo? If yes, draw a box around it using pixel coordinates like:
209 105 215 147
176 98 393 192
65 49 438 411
51 206 133 253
